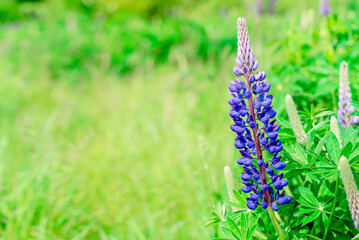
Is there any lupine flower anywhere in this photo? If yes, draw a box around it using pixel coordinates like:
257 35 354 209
285 94 307 146
319 0 330 15
339 156 359 228
338 61 359 128
330 116 342 148
228 17 291 211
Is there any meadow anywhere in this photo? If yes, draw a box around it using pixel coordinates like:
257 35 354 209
0 0 359 239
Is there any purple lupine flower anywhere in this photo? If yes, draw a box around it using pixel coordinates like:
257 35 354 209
319 0 330 16
337 61 359 128
228 17 291 211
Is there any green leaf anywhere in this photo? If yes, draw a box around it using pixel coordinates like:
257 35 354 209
221 226 240 240
247 215 260 239
326 131 341 164
307 149 336 167
320 170 338 179
302 210 321 225
340 142 353 160
318 181 334 201
314 111 333 118
342 131 356 148
349 146 359 164
299 187 320 207
315 134 327 154
297 198 318 209
232 190 248 209
294 208 316 216
227 217 243 240
322 212 329 228
204 217 221 227
306 168 336 176
224 201 245 210
239 212 248 239
295 143 308 165
351 101 359 110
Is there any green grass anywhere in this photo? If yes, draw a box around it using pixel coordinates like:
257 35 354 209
0 56 238 238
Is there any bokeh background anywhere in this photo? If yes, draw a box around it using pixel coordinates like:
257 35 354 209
0 0 358 239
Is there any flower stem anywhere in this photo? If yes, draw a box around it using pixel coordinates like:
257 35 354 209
245 75 272 206
274 211 284 224
268 207 285 240
323 173 339 240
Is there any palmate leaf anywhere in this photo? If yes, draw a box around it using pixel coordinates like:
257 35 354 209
221 212 261 240
306 168 337 179
351 101 359 115
328 230 352 240
296 196 320 209
284 168 306 180
306 130 316 150
227 217 243 240
314 134 327 154
302 210 321 225
299 187 320 207
283 144 307 166
342 130 356 149
318 181 334 201
276 116 292 128
293 207 317 216
314 110 333 118
204 203 226 227
295 143 308 164
326 131 341 164
341 142 353 160
247 215 259 239
306 149 336 167
232 190 248 210
225 201 245 210
221 226 240 240
309 120 330 133
239 212 248 238
341 126 355 142
203 217 221 227
320 169 339 179
322 211 329 227
349 146 359 165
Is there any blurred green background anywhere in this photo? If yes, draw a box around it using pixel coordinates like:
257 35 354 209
0 0 358 239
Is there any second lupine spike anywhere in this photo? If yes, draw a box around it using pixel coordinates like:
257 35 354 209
337 61 359 128
339 156 359 228
330 116 342 148
285 94 307 146
228 17 291 211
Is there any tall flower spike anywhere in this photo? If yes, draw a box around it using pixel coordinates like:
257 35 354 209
338 61 359 128
228 18 291 214
330 116 342 148
339 156 359 229
285 94 307 146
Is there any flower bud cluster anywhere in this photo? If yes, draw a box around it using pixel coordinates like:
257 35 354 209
339 156 359 229
228 18 291 211
338 61 359 128
285 94 307 146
